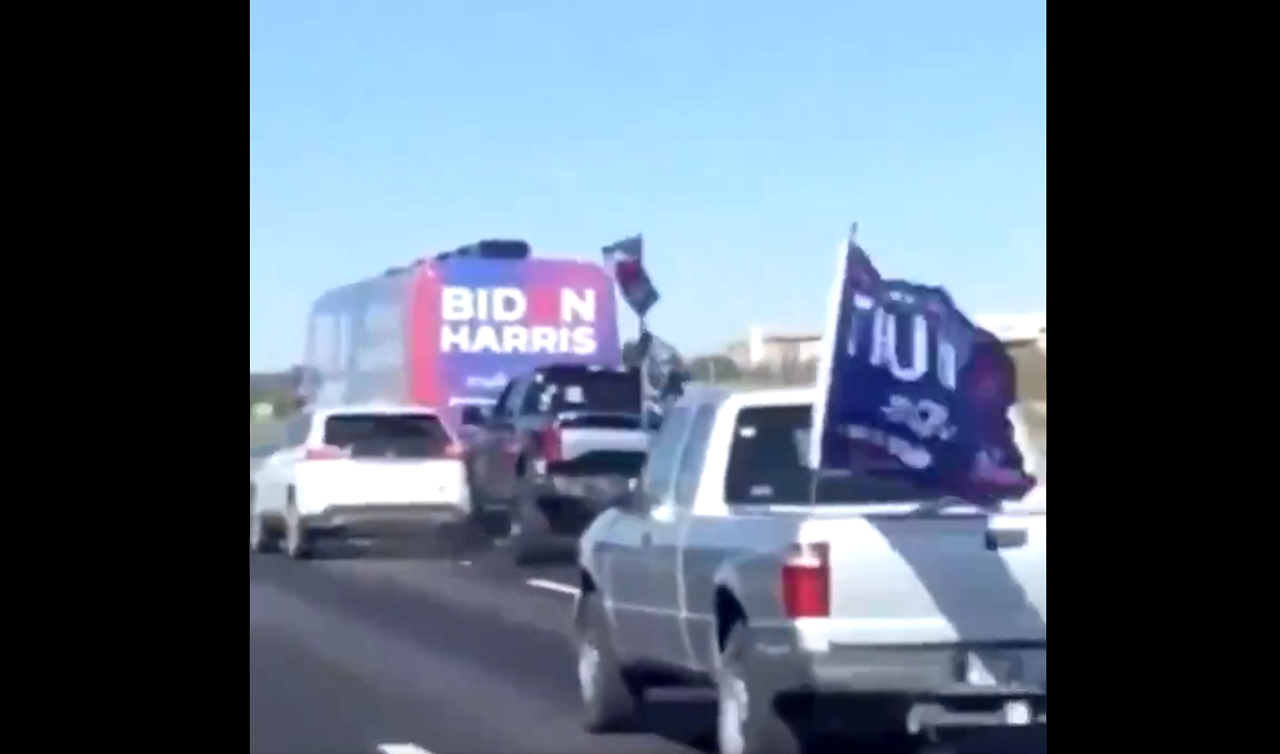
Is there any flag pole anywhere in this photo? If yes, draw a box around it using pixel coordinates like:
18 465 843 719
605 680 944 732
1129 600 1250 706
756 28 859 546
639 317 651 430
602 233 659 430
810 451 826 507
810 223 859 507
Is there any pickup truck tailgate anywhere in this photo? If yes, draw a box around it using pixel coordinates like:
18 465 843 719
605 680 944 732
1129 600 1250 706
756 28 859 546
813 509 1047 645
559 428 650 463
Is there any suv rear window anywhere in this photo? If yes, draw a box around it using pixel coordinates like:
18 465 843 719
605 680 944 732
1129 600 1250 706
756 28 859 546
726 405 952 505
323 413 454 459
528 368 642 415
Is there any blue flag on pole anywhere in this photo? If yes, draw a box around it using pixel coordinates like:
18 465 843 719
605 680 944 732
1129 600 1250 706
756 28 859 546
808 227 1036 502
602 235 661 318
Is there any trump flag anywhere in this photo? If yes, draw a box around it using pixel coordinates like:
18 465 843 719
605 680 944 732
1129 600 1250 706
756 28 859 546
808 226 1036 502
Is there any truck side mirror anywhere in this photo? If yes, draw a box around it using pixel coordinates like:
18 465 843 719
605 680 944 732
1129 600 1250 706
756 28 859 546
461 406 488 426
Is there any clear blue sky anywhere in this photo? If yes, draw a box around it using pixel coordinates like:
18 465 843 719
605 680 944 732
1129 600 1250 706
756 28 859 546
250 0 1046 371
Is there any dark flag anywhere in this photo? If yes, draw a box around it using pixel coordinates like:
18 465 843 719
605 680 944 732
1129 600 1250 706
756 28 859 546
633 327 691 420
603 235 661 318
809 226 1035 502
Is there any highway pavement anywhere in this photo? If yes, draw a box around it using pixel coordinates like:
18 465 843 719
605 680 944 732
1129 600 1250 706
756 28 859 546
250 538 1047 754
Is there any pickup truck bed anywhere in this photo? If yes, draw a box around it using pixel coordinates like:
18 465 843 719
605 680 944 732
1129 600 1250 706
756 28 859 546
463 365 653 565
576 388 1047 754
511 411 649 560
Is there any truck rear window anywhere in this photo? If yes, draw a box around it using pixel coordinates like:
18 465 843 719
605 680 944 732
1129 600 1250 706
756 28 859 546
530 369 642 415
323 414 454 459
725 405 951 505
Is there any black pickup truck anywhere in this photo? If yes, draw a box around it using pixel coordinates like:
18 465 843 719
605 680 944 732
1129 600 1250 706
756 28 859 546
461 364 652 565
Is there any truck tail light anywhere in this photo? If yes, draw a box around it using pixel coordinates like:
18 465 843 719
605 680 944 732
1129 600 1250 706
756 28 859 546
304 445 349 462
782 542 831 619
538 429 565 463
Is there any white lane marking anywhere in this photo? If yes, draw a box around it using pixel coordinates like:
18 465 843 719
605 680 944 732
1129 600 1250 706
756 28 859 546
378 745 432 754
526 578 580 596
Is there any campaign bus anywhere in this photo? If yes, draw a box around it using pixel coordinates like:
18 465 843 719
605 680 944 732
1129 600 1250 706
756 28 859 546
301 240 623 430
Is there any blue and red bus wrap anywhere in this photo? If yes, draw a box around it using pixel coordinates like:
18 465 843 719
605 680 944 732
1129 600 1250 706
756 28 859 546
304 258 622 432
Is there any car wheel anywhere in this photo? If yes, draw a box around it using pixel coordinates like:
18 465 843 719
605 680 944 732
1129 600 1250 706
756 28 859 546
284 501 313 560
577 590 641 732
718 622 805 754
250 510 277 554
249 488 277 554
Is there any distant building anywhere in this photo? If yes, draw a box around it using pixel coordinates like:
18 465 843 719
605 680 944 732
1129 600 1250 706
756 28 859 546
975 313 1048 353
725 326 824 370
724 313 1047 370
980 314 1048 403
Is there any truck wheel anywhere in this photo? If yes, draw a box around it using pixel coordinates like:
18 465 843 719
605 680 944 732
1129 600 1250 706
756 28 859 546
513 490 555 567
718 622 805 754
577 590 641 732
465 474 511 539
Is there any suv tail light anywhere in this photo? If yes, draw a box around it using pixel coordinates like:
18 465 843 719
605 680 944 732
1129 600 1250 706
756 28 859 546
304 445 349 462
537 429 565 463
782 542 831 619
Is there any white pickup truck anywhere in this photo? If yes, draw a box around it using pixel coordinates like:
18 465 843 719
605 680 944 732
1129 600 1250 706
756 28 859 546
575 387 1047 754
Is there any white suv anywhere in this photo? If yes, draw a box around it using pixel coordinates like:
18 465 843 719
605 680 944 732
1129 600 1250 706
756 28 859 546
249 404 471 559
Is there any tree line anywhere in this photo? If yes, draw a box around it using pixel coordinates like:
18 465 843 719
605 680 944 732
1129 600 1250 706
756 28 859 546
250 370 298 417
252 335 1042 420
249 346 826 418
